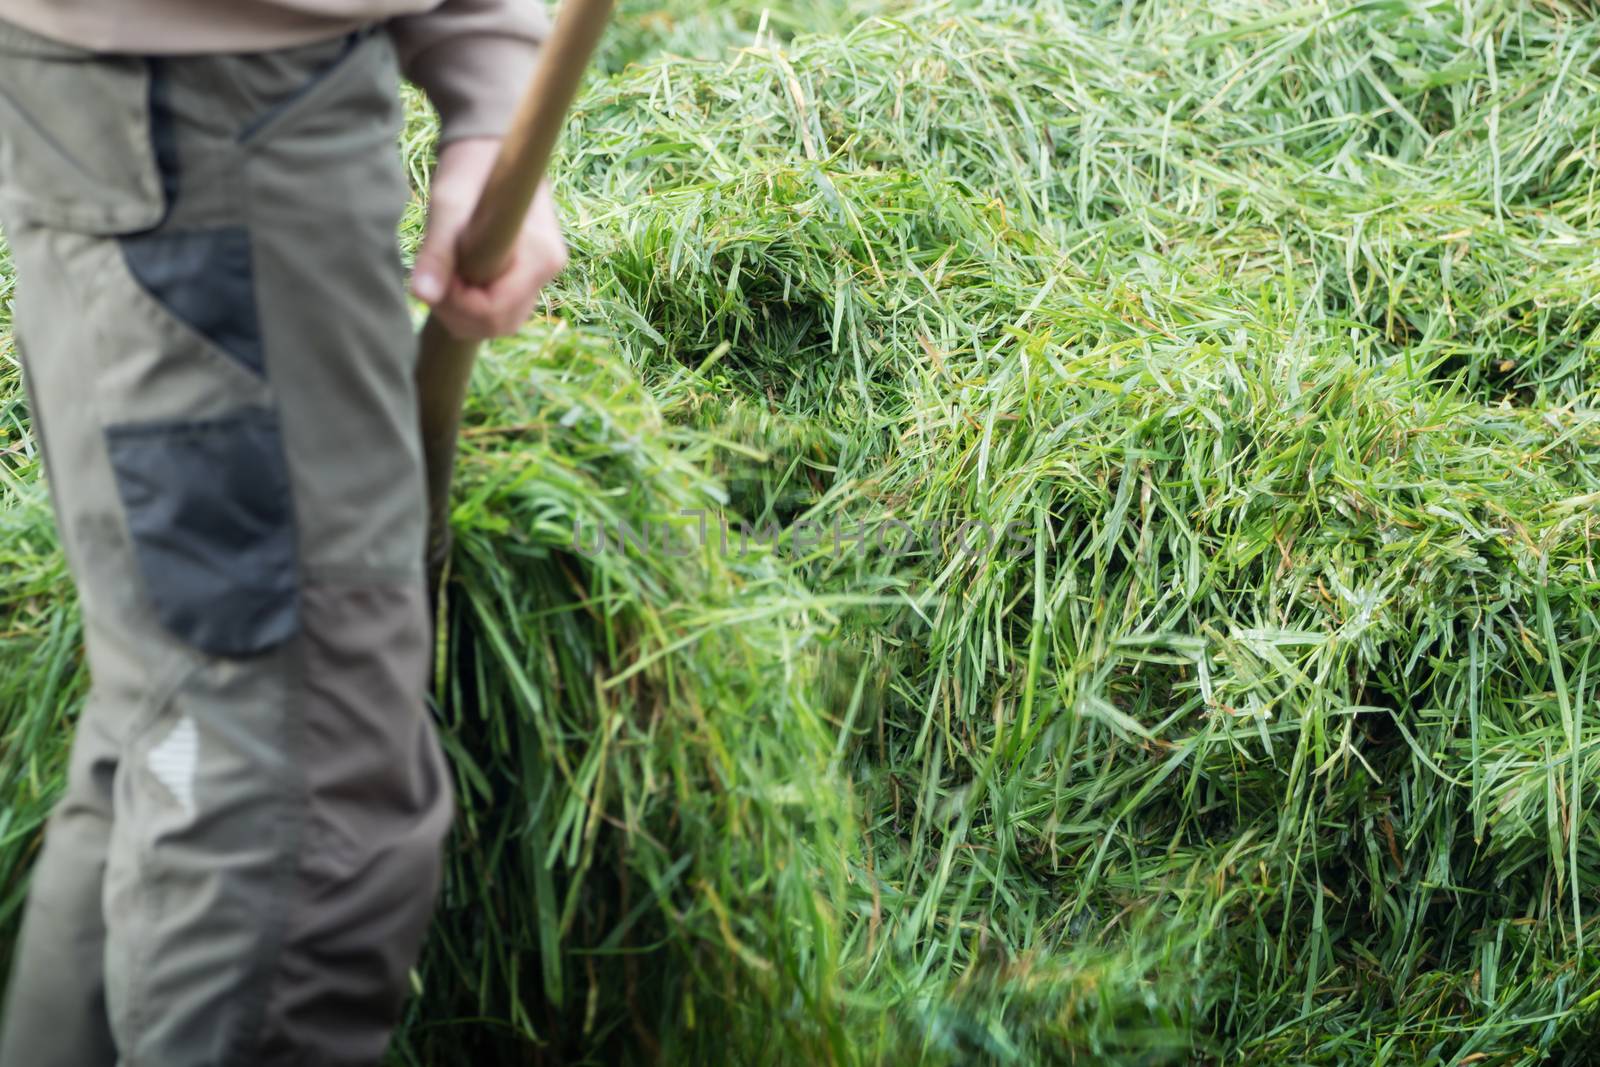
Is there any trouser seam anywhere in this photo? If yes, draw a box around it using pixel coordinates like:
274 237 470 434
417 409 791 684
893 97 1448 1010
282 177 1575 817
219 133 310 1063
223 630 311 1066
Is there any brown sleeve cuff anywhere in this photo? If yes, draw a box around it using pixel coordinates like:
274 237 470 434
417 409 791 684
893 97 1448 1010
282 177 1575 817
390 2 549 143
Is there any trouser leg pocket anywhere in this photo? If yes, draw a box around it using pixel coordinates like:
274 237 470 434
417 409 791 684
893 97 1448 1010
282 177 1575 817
0 16 164 234
105 409 299 657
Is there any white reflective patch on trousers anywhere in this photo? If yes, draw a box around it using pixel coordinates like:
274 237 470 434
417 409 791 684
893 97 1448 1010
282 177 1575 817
147 715 199 815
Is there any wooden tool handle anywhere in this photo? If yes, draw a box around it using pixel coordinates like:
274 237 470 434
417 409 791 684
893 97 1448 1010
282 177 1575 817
452 0 615 285
417 0 616 572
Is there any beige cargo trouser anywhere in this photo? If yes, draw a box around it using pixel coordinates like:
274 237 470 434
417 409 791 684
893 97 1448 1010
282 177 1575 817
0 17 454 1066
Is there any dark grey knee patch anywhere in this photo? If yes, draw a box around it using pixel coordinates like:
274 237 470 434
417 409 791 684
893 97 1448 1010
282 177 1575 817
105 410 298 656
120 227 265 375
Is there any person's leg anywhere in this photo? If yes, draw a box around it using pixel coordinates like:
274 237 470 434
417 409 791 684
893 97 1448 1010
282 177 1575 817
0 28 182 1067
0 672 123 1067
0 22 453 1066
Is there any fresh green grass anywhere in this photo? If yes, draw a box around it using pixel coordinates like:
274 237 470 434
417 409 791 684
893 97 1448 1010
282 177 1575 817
600 0 917 70
7 1 1600 1064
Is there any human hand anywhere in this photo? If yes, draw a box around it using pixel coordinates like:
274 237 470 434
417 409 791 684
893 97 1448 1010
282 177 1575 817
410 136 568 339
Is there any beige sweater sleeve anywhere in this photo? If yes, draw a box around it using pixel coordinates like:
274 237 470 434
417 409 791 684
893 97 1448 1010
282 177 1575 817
388 0 549 143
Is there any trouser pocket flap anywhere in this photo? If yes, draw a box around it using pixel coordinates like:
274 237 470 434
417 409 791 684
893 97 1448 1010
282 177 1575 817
0 18 164 233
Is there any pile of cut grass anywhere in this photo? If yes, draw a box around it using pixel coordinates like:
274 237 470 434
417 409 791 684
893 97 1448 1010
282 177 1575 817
6 1 1600 1064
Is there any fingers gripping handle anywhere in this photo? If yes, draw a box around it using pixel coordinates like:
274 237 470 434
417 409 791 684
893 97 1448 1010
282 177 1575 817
416 0 616 571
453 0 616 287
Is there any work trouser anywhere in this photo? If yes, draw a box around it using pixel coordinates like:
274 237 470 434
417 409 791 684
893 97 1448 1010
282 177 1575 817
0 19 453 1066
